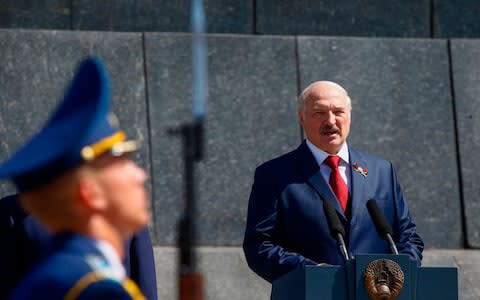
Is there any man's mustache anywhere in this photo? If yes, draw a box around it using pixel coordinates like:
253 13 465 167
320 125 340 134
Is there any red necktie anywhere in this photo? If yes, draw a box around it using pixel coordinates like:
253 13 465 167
325 155 349 212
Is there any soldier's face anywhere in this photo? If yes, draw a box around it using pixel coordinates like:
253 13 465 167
93 154 150 237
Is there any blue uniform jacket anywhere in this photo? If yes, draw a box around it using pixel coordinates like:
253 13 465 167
7 233 144 299
243 141 424 283
0 194 157 299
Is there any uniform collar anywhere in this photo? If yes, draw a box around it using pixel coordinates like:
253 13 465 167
93 239 126 280
51 233 126 281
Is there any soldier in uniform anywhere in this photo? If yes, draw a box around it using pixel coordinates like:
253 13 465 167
0 56 151 299
0 194 158 299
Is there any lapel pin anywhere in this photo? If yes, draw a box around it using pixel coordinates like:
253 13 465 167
353 162 368 177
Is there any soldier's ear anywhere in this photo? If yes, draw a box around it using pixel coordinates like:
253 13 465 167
77 172 107 212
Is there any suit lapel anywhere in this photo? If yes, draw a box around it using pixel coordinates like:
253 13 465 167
348 148 368 225
292 141 346 220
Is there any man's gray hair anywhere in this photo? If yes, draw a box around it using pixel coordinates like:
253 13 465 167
297 81 352 112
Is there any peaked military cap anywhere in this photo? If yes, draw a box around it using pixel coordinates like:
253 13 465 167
0 56 138 193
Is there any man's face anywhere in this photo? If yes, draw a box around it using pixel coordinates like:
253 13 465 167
93 154 150 236
298 82 351 154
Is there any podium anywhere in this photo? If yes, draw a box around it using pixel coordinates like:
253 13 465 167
271 254 458 300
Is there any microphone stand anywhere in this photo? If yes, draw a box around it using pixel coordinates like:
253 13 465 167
386 234 399 255
336 232 350 262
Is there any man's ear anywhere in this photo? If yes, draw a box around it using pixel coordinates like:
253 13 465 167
298 110 305 125
77 175 107 211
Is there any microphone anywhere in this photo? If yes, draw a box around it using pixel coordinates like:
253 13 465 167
366 199 399 255
323 200 350 261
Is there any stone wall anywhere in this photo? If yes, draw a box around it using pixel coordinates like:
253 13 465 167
1 28 479 251
2 1 480 37
2 1 480 298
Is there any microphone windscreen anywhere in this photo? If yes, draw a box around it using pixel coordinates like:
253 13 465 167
366 199 394 236
323 200 346 237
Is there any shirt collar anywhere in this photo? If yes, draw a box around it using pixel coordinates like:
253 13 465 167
305 139 350 166
93 239 126 280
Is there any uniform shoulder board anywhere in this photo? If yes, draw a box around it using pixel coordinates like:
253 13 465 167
64 271 146 300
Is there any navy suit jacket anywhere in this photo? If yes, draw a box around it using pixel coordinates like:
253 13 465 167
243 141 424 283
0 194 157 300
8 233 145 300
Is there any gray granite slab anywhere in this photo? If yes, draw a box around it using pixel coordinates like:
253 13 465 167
0 29 149 201
450 39 480 249
297 36 461 248
205 1 252 33
0 1 70 29
423 249 480 299
72 1 252 33
154 247 270 300
256 0 430 37
433 0 480 38
144 33 299 246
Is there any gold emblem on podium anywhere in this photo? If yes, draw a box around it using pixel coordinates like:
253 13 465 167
364 259 404 300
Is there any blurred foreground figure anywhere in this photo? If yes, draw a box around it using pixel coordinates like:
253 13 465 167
0 57 151 299
0 193 158 299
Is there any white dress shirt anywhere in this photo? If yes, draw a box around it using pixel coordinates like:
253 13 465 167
305 139 351 193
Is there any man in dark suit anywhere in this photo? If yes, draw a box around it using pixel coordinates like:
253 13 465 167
243 81 424 283
0 194 157 300
0 56 153 299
